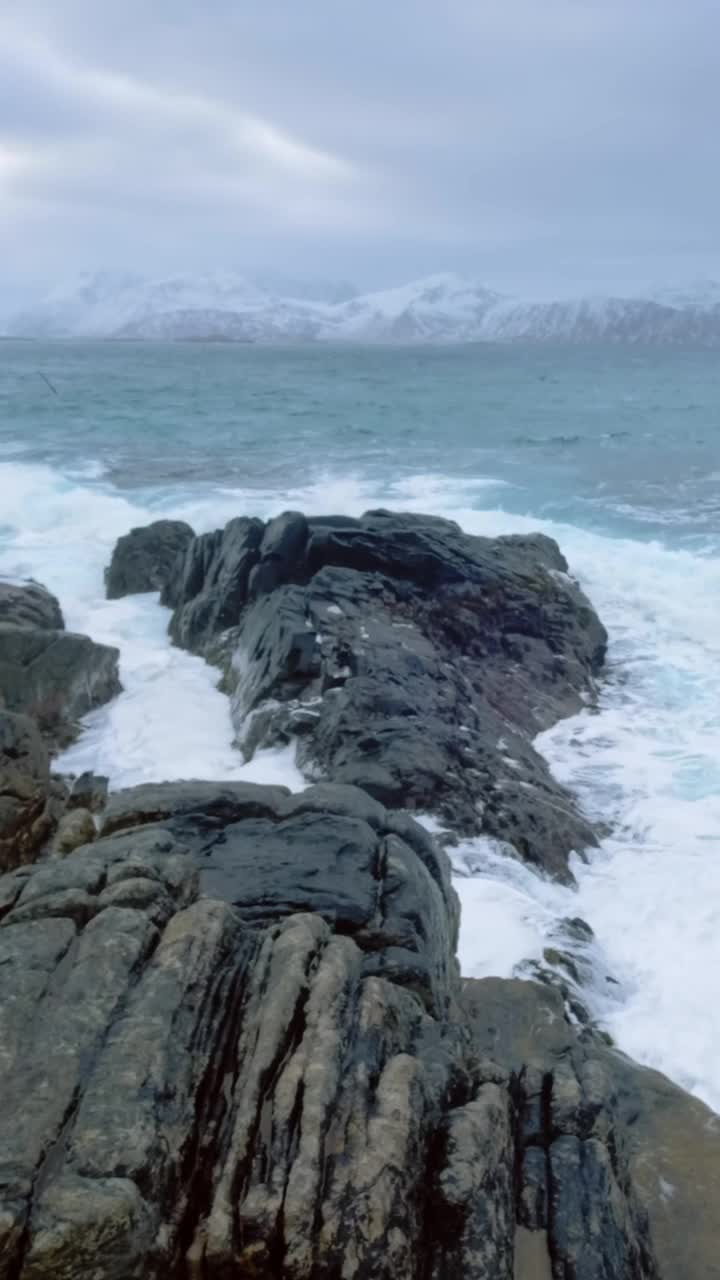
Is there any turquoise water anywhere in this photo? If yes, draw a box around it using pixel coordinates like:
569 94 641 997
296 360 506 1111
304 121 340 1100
1 339 719 1110
1 341 719 547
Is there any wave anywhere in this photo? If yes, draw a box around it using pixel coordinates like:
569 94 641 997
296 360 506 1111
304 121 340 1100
0 461 305 791
512 432 583 447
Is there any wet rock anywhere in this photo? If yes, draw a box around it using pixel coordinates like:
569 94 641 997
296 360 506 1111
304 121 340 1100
101 778 291 836
0 579 64 631
148 507 607 879
0 579 120 749
67 771 109 813
0 790 715 1279
601 1046 720 1280
462 976 720 1280
0 794 460 1279
0 626 120 749
428 1082 515 1280
104 519 195 599
163 515 264 650
247 509 309 597
103 779 459 1016
0 711 54 872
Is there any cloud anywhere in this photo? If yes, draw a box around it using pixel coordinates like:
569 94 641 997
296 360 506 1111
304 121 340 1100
0 16 365 253
2 1 720 294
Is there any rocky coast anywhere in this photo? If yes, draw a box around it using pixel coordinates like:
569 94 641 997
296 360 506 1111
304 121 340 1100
0 511 718 1280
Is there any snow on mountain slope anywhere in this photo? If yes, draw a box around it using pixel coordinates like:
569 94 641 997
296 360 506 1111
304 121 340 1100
116 301 326 342
8 272 283 339
479 295 720 344
320 274 503 341
8 270 720 344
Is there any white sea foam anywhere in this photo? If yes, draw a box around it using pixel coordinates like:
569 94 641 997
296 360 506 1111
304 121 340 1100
0 461 305 792
400 481 720 1114
1 460 719 1111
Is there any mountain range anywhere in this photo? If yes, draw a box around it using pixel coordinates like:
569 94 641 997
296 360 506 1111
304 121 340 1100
7 270 720 344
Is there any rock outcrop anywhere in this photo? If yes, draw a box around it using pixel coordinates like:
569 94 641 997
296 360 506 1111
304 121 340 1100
6 779 705 1280
0 577 121 748
105 519 195 599
1 517 713 1279
461 977 720 1280
0 783 462 1280
0 579 64 631
154 509 606 880
0 711 55 872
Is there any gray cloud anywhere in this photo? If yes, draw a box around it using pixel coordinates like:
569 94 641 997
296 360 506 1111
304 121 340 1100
2 0 720 297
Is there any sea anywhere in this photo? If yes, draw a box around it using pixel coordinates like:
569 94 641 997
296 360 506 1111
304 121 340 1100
1 339 719 1112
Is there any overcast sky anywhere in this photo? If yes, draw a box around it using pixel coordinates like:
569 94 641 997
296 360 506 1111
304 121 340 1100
2 0 720 301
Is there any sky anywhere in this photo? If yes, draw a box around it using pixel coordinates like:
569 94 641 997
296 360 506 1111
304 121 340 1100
2 0 720 303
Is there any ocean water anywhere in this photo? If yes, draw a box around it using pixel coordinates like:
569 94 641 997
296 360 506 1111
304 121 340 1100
1 340 719 1111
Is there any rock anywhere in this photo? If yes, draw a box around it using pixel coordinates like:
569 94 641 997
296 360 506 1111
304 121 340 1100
247 509 309 597
101 778 292 836
104 519 195 599
0 787 716 1278
0 579 64 630
163 516 264 650
146 508 607 879
53 808 96 856
427 1082 515 1280
0 791 460 1279
67 771 109 813
230 585 321 721
0 625 120 748
0 711 54 872
461 976 720 1280
0 578 121 750
102 779 459 1015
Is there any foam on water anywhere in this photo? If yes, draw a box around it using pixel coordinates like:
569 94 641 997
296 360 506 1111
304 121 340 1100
0 461 305 791
1 460 719 1111
400 481 720 1114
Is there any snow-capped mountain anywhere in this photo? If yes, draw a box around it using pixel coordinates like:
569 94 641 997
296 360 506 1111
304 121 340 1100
320 275 503 341
8 270 720 345
476 295 720 344
6 272 322 340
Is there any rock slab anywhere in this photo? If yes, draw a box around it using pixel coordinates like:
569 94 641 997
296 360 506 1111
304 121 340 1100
105 519 195 599
1 782 712 1280
0 579 121 749
156 509 607 879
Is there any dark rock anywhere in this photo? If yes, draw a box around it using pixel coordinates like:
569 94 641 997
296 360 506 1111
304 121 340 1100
0 793 459 1278
230 585 321 727
198 810 381 930
146 507 607 879
67 771 109 813
0 624 121 748
101 778 291 836
247 510 309 597
0 711 54 873
104 519 195 599
0 790 715 1279
162 516 264 650
280 780 388 830
0 579 64 630
103 779 459 1016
